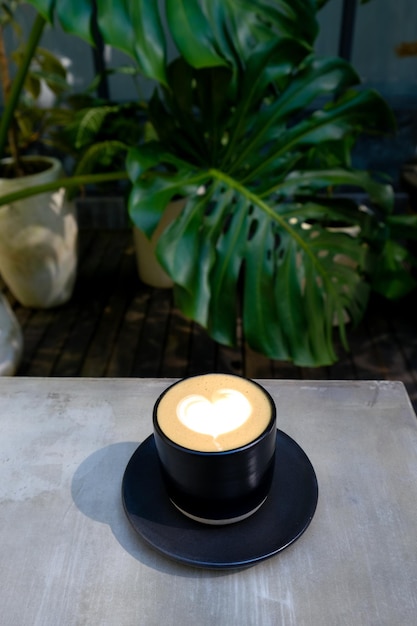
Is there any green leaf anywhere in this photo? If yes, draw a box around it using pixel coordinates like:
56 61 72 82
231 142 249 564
243 39 312 97
27 0 168 85
385 214 417 240
27 0 94 43
24 73 41 99
164 0 319 70
55 0 94 44
25 0 324 84
166 0 228 69
242 88 395 186
126 144 166 185
235 0 319 46
127 145 207 237
36 48 67 76
149 74 222 166
373 241 417 299
26 0 55 23
273 169 394 213
159 60 234 164
72 106 120 149
97 0 167 85
74 140 128 175
218 0 319 60
227 55 362 173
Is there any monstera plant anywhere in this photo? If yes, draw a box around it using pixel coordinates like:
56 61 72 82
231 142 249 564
26 0 417 365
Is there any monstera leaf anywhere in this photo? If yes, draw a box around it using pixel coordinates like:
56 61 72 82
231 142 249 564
128 150 391 366
127 45 395 366
27 0 321 84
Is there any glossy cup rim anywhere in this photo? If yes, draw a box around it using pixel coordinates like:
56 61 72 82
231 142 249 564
153 374 277 456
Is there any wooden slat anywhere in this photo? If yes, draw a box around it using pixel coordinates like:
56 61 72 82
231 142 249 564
21 231 108 376
160 304 193 378
326 331 357 381
50 230 127 376
106 285 153 377
130 287 172 377
17 309 56 375
187 322 217 375
244 344 274 378
80 232 137 376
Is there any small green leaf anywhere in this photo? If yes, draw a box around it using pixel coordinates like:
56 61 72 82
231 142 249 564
373 241 417 299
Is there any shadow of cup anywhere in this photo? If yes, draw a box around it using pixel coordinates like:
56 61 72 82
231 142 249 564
70 441 230 576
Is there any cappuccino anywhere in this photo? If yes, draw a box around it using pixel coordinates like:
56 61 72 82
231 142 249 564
156 373 272 452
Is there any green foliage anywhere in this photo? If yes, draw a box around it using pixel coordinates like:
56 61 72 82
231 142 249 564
24 0 417 365
0 5 47 168
126 46 397 366
27 0 322 83
9 46 70 154
48 96 145 179
0 3 136 191
0 3 74 171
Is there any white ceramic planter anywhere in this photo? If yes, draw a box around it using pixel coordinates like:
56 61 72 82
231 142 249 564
0 156 78 308
133 198 186 288
0 292 23 375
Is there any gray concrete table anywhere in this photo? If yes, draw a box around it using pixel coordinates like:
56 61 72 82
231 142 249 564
1 378 417 626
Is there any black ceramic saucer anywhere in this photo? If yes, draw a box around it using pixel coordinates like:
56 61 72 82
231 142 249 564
122 430 318 569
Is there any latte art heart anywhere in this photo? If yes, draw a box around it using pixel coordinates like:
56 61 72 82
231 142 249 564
177 389 252 440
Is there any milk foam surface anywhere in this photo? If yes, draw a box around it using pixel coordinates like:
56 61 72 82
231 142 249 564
156 374 272 451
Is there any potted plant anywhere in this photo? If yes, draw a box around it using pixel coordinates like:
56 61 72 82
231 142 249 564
26 0 417 366
0 2 131 308
0 1 85 309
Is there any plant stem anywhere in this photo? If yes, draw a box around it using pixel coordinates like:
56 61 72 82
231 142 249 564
0 25 11 101
0 22 22 174
0 170 129 206
0 12 46 161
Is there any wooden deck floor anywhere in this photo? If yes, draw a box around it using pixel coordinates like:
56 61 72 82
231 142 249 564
4 228 417 412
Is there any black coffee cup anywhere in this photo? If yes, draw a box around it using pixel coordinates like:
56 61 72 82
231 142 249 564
153 375 277 525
